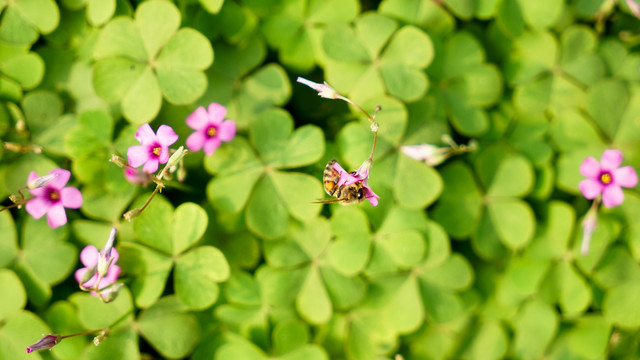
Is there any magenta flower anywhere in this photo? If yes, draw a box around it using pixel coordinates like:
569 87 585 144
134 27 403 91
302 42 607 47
186 103 236 156
127 124 178 173
334 160 380 206
579 149 638 208
75 242 121 295
26 334 61 353
25 169 82 229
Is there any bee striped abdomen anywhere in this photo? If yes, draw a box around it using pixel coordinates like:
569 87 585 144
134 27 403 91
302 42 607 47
323 159 340 196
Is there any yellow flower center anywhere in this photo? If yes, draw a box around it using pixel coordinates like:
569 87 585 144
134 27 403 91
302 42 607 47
207 127 217 137
50 190 60 201
600 173 612 184
152 146 161 156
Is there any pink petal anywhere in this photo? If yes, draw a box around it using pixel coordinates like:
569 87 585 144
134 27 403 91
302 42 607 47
579 178 603 199
27 171 40 184
100 265 121 289
186 106 209 130
207 103 227 126
364 187 380 206
613 166 638 188
627 0 640 17
61 187 82 209
186 131 205 152
203 138 221 156
156 125 178 146
332 161 360 187
46 203 68 228
135 123 156 144
48 168 71 190
109 248 120 264
80 245 99 267
218 120 236 142
25 197 50 219
600 149 623 171
580 157 600 178
602 185 624 208
75 267 90 285
159 145 170 164
142 158 159 173
127 145 150 168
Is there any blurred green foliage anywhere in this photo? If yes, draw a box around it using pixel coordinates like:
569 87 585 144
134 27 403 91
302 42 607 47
1 0 640 359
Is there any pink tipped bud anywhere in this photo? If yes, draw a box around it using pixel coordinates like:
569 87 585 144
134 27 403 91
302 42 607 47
26 334 61 353
401 144 449 166
109 154 127 168
26 173 58 190
580 206 599 255
297 77 340 99
97 228 117 278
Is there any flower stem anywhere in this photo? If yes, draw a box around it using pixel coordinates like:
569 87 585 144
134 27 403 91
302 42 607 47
60 329 104 340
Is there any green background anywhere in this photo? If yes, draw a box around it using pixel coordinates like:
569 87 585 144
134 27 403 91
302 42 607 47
1 0 640 359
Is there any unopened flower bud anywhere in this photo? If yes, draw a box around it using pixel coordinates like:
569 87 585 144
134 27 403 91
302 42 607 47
97 228 117 278
109 154 127 168
123 209 141 221
79 265 98 287
9 194 20 204
27 173 58 190
297 77 340 99
26 334 61 353
167 146 187 169
581 206 598 255
93 329 109 346
401 144 449 166
100 283 124 303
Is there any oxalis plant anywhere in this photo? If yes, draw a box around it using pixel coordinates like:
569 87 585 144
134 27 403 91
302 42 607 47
2 0 640 359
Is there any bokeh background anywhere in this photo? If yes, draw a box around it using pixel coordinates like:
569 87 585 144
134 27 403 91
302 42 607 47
2 0 640 359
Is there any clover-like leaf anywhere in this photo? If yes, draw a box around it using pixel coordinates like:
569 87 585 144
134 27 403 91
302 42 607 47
379 0 455 36
0 311 50 360
394 152 442 209
118 242 173 308
0 210 18 267
0 270 25 322
0 0 60 45
296 265 332 325
93 0 213 123
175 246 230 310
513 299 558 359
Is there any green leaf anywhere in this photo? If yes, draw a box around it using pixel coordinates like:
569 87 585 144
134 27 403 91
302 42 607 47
394 153 442 209
280 126 325 169
431 161 483 238
382 275 424 334
378 230 425 268
320 265 366 310
487 199 536 250
603 283 640 329
0 51 44 89
138 296 200 358
465 319 508 360
80 183 137 222
518 0 563 29
216 341 266 360
323 24 370 62
134 0 180 59
328 207 371 275
87 0 115 26
526 201 575 260
200 0 224 13
486 154 534 198
513 299 558 359
0 7 39 45
586 79 628 140
172 203 208 255
175 246 229 310
132 194 174 254
246 176 289 239
419 253 473 290
296 266 331 325
93 57 147 102
0 211 18 267
156 28 214 104
0 311 50 360
71 287 134 329
270 172 322 222
566 316 611 358
118 242 172 308
557 262 591 316
14 0 60 34
93 17 147 61
0 270 25 321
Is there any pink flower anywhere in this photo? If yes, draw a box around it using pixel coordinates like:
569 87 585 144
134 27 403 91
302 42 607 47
127 124 178 173
186 103 236 156
333 160 380 206
123 167 152 186
26 334 61 353
25 168 82 229
627 0 640 18
75 241 121 295
579 149 638 208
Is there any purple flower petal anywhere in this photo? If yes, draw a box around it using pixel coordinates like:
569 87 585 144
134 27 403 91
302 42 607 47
218 120 236 142
203 137 222 156
186 131 206 152
332 162 360 186
600 149 623 171
46 203 68 228
364 187 380 206
579 178 603 199
75 267 90 285
156 125 178 146
61 187 82 209
186 106 209 130
25 196 50 219
207 103 227 125
142 158 160 173
127 145 150 168
135 124 156 144
602 184 624 208
613 166 638 188
45 168 70 190
80 245 99 267
579 157 600 178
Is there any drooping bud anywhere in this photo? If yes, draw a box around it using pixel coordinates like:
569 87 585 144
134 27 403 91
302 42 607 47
108 154 127 168
123 209 141 221
26 334 61 353
97 228 117 278
296 77 340 99
100 283 124 303
581 205 598 255
401 144 449 166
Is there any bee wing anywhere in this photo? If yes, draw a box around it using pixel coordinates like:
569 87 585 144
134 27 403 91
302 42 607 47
313 198 345 204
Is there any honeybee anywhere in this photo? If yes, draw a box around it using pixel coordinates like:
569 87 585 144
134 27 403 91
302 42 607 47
316 159 366 205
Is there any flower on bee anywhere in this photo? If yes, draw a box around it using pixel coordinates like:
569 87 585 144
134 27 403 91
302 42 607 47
127 124 179 173
25 168 82 229
579 149 637 208
186 103 236 156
